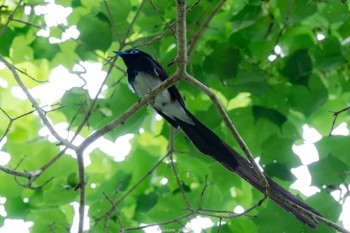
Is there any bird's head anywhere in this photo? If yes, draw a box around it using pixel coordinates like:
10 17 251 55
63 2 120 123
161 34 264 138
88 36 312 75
114 49 149 66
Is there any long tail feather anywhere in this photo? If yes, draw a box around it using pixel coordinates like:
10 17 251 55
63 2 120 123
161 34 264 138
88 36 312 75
176 110 239 171
176 109 321 228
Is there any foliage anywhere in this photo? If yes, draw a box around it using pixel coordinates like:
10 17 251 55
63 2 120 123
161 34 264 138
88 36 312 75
0 0 350 232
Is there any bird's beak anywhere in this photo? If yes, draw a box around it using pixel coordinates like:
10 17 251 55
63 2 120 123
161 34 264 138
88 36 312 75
114 51 127 56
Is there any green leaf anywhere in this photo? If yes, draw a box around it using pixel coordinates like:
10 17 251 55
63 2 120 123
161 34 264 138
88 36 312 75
100 0 131 26
337 18 350 40
279 49 312 86
28 207 69 233
319 1 350 23
288 0 317 24
287 74 328 117
228 217 256 233
77 13 112 52
228 107 278 155
260 135 299 167
52 40 80 69
228 66 271 94
264 162 294 181
67 172 78 188
9 35 35 63
4 196 30 218
55 0 72 6
203 43 241 79
136 191 158 212
132 132 168 157
313 36 345 71
307 190 341 222
60 87 90 127
309 155 348 188
315 136 350 165
42 177 78 206
49 26 64 39
254 200 303 233
279 26 315 55
252 105 287 129
0 27 15 56
95 82 147 139
195 105 223 130
230 4 262 32
87 169 132 203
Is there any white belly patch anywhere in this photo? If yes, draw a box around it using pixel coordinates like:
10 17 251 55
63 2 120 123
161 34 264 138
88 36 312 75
132 72 194 125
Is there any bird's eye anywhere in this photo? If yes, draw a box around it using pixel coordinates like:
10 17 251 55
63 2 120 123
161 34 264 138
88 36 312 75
130 49 139 54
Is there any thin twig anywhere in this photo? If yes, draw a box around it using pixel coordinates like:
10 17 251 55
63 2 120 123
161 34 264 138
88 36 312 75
187 0 226 56
0 105 64 143
121 0 147 46
0 0 23 37
70 57 117 144
122 213 194 231
274 0 292 47
198 175 209 209
96 154 169 222
16 67 48 83
329 106 350 136
0 56 76 150
10 18 43 29
39 148 68 172
15 176 54 190
102 190 124 232
103 0 121 42
169 128 192 209
0 145 67 188
216 218 222 233
133 0 201 47
76 150 86 233
149 0 161 11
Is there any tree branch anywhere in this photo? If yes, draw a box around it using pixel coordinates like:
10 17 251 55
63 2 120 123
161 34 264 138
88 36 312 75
175 0 187 74
0 164 32 178
78 71 181 151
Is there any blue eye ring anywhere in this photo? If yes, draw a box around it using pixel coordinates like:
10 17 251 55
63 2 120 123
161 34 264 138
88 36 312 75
129 49 139 54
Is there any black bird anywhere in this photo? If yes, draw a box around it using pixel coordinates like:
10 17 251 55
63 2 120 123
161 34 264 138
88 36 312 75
114 49 239 171
114 49 322 228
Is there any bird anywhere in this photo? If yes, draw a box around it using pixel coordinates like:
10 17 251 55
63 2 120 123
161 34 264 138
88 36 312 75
114 49 322 228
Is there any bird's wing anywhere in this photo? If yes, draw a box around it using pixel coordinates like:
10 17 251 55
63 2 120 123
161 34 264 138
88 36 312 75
149 57 186 108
